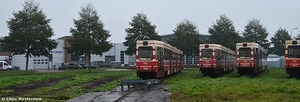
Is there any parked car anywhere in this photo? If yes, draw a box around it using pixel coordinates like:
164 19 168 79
0 61 12 70
83 64 100 69
11 65 20 70
59 63 82 70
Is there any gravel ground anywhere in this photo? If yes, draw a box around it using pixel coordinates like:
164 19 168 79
67 85 171 102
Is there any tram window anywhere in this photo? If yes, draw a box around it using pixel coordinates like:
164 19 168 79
201 49 212 59
288 46 300 58
138 46 153 60
239 48 251 58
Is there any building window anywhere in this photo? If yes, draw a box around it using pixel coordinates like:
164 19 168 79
120 51 125 64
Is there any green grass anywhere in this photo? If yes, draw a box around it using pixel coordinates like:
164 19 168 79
0 70 72 89
0 69 136 102
164 68 300 102
92 70 138 92
3 68 300 102
24 70 135 101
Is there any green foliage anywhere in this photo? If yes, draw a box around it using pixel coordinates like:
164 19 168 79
269 28 291 56
1 0 58 73
243 19 270 50
208 14 241 51
65 4 112 72
123 13 161 56
295 33 300 40
168 19 201 58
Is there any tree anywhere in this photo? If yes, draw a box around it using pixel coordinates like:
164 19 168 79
295 33 300 40
243 19 270 50
208 14 241 51
65 4 112 72
269 28 291 56
123 13 161 56
168 19 201 68
1 0 57 73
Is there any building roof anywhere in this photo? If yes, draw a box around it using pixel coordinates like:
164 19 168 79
57 36 73 40
160 33 210 37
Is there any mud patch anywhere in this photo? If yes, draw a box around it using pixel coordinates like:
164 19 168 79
114 85 171 102
81 75 123 92
67 85 171 102
0 77 72 97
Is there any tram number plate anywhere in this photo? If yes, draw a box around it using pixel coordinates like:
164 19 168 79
143 68 149 70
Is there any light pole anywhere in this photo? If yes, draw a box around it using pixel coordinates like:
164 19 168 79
290 28 298 39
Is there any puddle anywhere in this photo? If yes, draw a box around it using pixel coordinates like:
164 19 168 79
67 85 171 102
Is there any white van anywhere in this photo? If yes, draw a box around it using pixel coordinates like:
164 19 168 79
0 61 12 70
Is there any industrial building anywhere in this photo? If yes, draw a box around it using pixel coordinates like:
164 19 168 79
0 36 135 70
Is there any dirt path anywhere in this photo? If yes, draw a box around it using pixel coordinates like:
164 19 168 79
48 75 124 100
81 75 124 92
67 85 171 102
0 77 72 97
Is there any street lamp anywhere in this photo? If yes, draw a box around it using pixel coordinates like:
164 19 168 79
290 28 298 39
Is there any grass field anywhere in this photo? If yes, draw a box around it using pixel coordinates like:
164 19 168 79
0 69 138 102
164 68 300 102
1 68 300 102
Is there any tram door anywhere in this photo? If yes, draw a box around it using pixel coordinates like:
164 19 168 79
175 53 178 72
157 47 164 76
254 48 259 72
216 49 222 72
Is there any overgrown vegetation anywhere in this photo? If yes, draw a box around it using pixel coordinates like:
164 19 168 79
24 71 131 100
0 69 135 101
164 68 300 102
0 70 70 89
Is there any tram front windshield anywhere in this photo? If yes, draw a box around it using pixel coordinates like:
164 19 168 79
201 49 213 59
288 46 300 58
239 48 251 58
138 46 153 60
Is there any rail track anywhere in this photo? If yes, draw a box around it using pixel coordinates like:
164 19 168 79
114 72 180 102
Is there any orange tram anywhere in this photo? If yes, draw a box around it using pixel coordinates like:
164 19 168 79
136 40 183 79
199 44 236 77
236 42 267 75
285 40 300 77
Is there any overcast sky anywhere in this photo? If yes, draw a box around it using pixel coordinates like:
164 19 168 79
1 0 300 43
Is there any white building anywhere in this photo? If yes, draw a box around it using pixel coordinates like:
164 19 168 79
12 38 65 70
10 36 135 70
90 43 136 67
